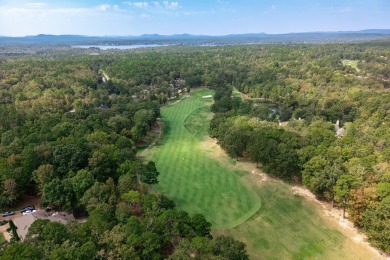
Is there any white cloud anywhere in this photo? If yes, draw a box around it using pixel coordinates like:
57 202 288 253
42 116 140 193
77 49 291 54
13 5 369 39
163 1 179 9
24 2 47 8
123 1 179 10
123 1 149 9
121 0 181 17
135 2 149 8
96 4 111 11
0 1 190 36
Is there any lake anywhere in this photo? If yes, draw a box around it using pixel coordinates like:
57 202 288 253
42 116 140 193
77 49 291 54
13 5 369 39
72 44 171 50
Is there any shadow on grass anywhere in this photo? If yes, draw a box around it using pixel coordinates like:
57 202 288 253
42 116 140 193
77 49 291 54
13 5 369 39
154 121 170 147
184 107 211 139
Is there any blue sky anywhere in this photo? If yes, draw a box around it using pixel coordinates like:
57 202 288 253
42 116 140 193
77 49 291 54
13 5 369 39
0 0 389 36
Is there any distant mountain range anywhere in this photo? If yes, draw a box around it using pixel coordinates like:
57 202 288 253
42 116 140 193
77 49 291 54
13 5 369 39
1 29 390 46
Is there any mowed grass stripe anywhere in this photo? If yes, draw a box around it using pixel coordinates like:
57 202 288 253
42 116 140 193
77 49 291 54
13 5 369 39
214 178 380 259
145 90 379 259
145 89 261 229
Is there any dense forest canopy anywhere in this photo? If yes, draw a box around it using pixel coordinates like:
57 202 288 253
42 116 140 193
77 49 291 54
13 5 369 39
0 40 389 256
0 49 249 259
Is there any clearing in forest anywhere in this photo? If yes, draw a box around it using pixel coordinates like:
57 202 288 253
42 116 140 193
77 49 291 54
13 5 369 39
342 59 360 72
144 89 382 259
144 89 261 229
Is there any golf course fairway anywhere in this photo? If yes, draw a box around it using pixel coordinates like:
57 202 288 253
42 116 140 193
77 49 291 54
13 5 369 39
144 89 382 259
145 89 261 229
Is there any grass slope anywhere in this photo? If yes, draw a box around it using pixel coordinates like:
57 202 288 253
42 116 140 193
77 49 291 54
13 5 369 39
145 89 261 229
145 89 380 259
0 233 5 245
215 176 380 259
215 179 344 259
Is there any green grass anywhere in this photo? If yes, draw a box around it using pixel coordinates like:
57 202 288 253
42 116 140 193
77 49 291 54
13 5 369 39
233 87 243 98
342 59 360 72
0 232 6 245
184 106 211 139
215 180 349 259
145 89 261 229
144 89 378 259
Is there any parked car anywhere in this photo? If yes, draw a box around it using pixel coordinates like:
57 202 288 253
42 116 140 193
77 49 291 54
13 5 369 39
2 211 15 217
22 209 36 216
20 205 35 213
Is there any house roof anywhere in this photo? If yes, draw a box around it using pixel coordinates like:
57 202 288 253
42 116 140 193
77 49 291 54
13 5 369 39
13 210 75 241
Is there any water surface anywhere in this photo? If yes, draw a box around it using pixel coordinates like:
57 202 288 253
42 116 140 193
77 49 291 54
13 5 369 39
72 44 170 50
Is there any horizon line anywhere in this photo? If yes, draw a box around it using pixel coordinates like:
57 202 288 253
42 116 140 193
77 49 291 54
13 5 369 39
1 28 390 38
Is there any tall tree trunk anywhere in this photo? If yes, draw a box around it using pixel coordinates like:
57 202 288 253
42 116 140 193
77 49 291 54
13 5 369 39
137 173 141 190
331 192 334 208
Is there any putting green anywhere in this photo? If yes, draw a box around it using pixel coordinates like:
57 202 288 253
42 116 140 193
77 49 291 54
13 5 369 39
145 89 261 229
